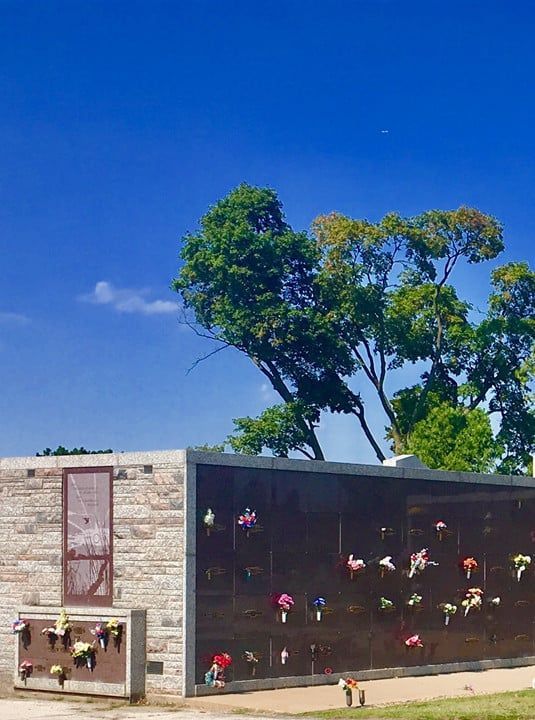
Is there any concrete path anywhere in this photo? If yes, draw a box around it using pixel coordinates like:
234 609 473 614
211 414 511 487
0 697 276 720
0 666 534 718
188 665 535 714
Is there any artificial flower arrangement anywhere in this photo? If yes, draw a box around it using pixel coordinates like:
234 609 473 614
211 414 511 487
12 618 31 649
244 650 259 676
379 596 395 612
91 622 108 649
338 677 358 706
41 609 71 648
18 660 32 681
404 634 423 648
203 508 215 536
106 618 122 647
71 641 96 670
379 556 396 577
439 602 457 626
462 587 483 617
276 593 295 623
462 557 478 580
11 619 29 634
312 596 327 621
347 555 366 579
408 548 438 578
407 593 423 608
434 521 447 541
205 652 232 688
238 507 257 536
50 664 66 686
511 554 531 582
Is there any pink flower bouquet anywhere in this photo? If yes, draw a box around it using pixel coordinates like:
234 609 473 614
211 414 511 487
276 593 295 623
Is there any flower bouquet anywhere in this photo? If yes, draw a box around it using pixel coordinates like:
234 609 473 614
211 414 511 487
338 677 358 706
50 664 66 686
91 622 108 649
312 596 327 621
205 652 232 688
405 634 423 648
407 593 422 608
106 618 122 647
379 556 396 577
238 507 257 536
347 554 366 579
276 593 295 623
203 508 215 536
12 619 31 649
379 596 395 612
244 650 259 676
462 587 483 617
19 660 32 681
434 521 447 541
41 609 71 648
439 602 457 626
11 619 29 634
408 548 437 578
71 641 96 670
511 554 531 582
462 557 478 580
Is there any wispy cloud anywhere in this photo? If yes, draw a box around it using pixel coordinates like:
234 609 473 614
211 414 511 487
80 280 176 316
0 311 30 325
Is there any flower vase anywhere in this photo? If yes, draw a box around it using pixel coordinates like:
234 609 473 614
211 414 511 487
86 655 93 670
466 570 471 580
316 610 322 622
517 568 522 582
281 610 287 623
444 614 450 626
359 689 366 706
464 606 470 617
345 689 353 707
206 527 211 537
438 531 443 542
99 638 106 650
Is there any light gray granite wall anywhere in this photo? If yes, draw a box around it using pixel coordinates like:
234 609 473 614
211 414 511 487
0 451 186 697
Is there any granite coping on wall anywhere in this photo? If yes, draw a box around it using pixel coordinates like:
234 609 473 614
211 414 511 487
185 450 535 488
0 450 186 470
193 655 535 695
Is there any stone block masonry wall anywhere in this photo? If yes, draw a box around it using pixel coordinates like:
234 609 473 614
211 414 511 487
0 451 186 696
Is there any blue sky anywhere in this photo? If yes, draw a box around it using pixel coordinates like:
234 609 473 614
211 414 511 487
1 1 533 460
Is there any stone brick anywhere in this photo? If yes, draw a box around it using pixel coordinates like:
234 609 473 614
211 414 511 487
0 457 186 698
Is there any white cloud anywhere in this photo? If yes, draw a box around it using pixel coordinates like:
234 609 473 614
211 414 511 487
0 311 30 325
80 281 176 316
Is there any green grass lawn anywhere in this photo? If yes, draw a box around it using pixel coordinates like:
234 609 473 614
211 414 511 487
304 690 535 720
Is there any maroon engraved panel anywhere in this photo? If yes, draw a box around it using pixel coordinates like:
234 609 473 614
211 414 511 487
63 467 113 606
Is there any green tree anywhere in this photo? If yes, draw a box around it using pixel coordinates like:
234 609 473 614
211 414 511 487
37 446 113 456
173 184 535 473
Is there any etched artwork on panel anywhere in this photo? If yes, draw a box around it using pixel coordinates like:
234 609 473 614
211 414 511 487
64 469 112 604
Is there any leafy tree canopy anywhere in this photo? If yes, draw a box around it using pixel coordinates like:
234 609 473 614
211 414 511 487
37 446 113 456
173 184 535 473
